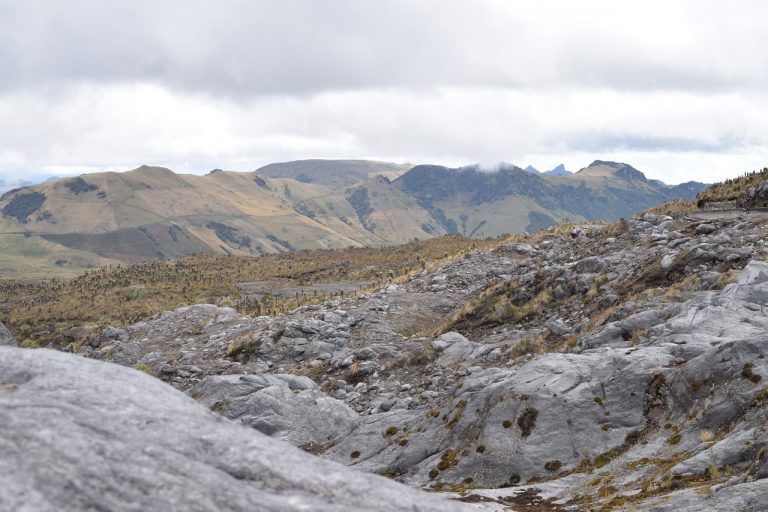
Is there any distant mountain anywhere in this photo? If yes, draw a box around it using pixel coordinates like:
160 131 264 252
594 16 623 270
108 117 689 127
387 160 707 237
254 159 412 187
0 175 58 194
524 163 570 175
545 163 570 175
0 160 708 277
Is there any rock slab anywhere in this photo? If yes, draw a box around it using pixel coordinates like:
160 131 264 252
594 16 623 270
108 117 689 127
0 347 475 512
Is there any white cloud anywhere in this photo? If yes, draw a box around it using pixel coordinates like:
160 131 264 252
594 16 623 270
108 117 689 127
0 1 766 184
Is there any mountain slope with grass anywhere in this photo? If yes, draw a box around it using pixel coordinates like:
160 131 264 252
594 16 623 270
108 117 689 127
254 159 413 187
0 160 706 278
389 160 707 236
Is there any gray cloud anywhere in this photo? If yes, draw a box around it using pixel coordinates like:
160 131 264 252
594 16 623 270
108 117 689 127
2 1 768 96
0 1 767 183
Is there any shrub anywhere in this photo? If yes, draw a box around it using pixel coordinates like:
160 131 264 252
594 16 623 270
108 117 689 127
2 191 46 223
226 333 262 362
384 426 399 437
517 407 539 437
64 177 99 195
132 363 155 375
742 362 763 383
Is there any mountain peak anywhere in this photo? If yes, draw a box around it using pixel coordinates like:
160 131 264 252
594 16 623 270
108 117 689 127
127 165 176 177
579 160 647 181
545 164 570 175
255 159 411 187
524 165 540 174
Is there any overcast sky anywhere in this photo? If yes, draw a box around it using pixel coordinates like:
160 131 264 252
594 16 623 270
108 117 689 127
1 0 767 185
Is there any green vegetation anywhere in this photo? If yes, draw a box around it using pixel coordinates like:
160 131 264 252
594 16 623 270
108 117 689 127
2 191 46 223
64 177 99 195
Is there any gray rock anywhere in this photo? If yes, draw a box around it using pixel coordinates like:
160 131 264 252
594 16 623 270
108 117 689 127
635 478 768 511
190 373 359 446
431 332 468 352
574 256 607 274
695 223 717 234
546 319 571 336
642 213 658 223
0 322 15 346
0 347 473 512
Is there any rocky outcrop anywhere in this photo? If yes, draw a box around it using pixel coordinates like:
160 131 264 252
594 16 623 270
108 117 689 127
0 346 474 512
735 180 768 209
189 373 360 447
0 322 14 346
74 210 768 508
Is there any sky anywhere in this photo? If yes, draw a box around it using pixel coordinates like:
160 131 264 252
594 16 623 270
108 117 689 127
1 0 768 186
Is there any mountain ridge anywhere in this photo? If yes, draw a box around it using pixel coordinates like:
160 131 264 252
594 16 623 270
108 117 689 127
0 159 707 278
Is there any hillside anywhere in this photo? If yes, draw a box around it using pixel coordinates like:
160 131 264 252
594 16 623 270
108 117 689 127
389 161 707 237
0 160 706 278
0 236 493 347
0 165 387 277
255 159 413 187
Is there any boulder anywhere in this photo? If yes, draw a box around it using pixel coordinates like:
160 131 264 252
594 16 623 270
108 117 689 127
190 373 360 447
574 256 608 274
0 322 15 346
0 347 473 512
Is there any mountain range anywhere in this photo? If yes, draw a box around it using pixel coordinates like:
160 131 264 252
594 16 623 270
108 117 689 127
0 159 707 278
524 163 571 175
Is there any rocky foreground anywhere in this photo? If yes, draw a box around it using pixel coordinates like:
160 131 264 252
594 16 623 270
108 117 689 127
0 345 479 512
5 211 768 510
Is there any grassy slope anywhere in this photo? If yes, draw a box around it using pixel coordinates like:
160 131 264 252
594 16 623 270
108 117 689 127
0 167 389 263
647 167 768 216
254 159 412 187
436 194 584 237
351 178 447 244
0 236 495 347
0 234 121 280
0 161 711 277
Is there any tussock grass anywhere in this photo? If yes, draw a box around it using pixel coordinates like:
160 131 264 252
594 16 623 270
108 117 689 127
0 236 495 347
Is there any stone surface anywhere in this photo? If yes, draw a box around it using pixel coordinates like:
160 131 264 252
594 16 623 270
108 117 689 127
189 373 359 447
0 347 476 512
38 211 768 509
0 322 14 346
